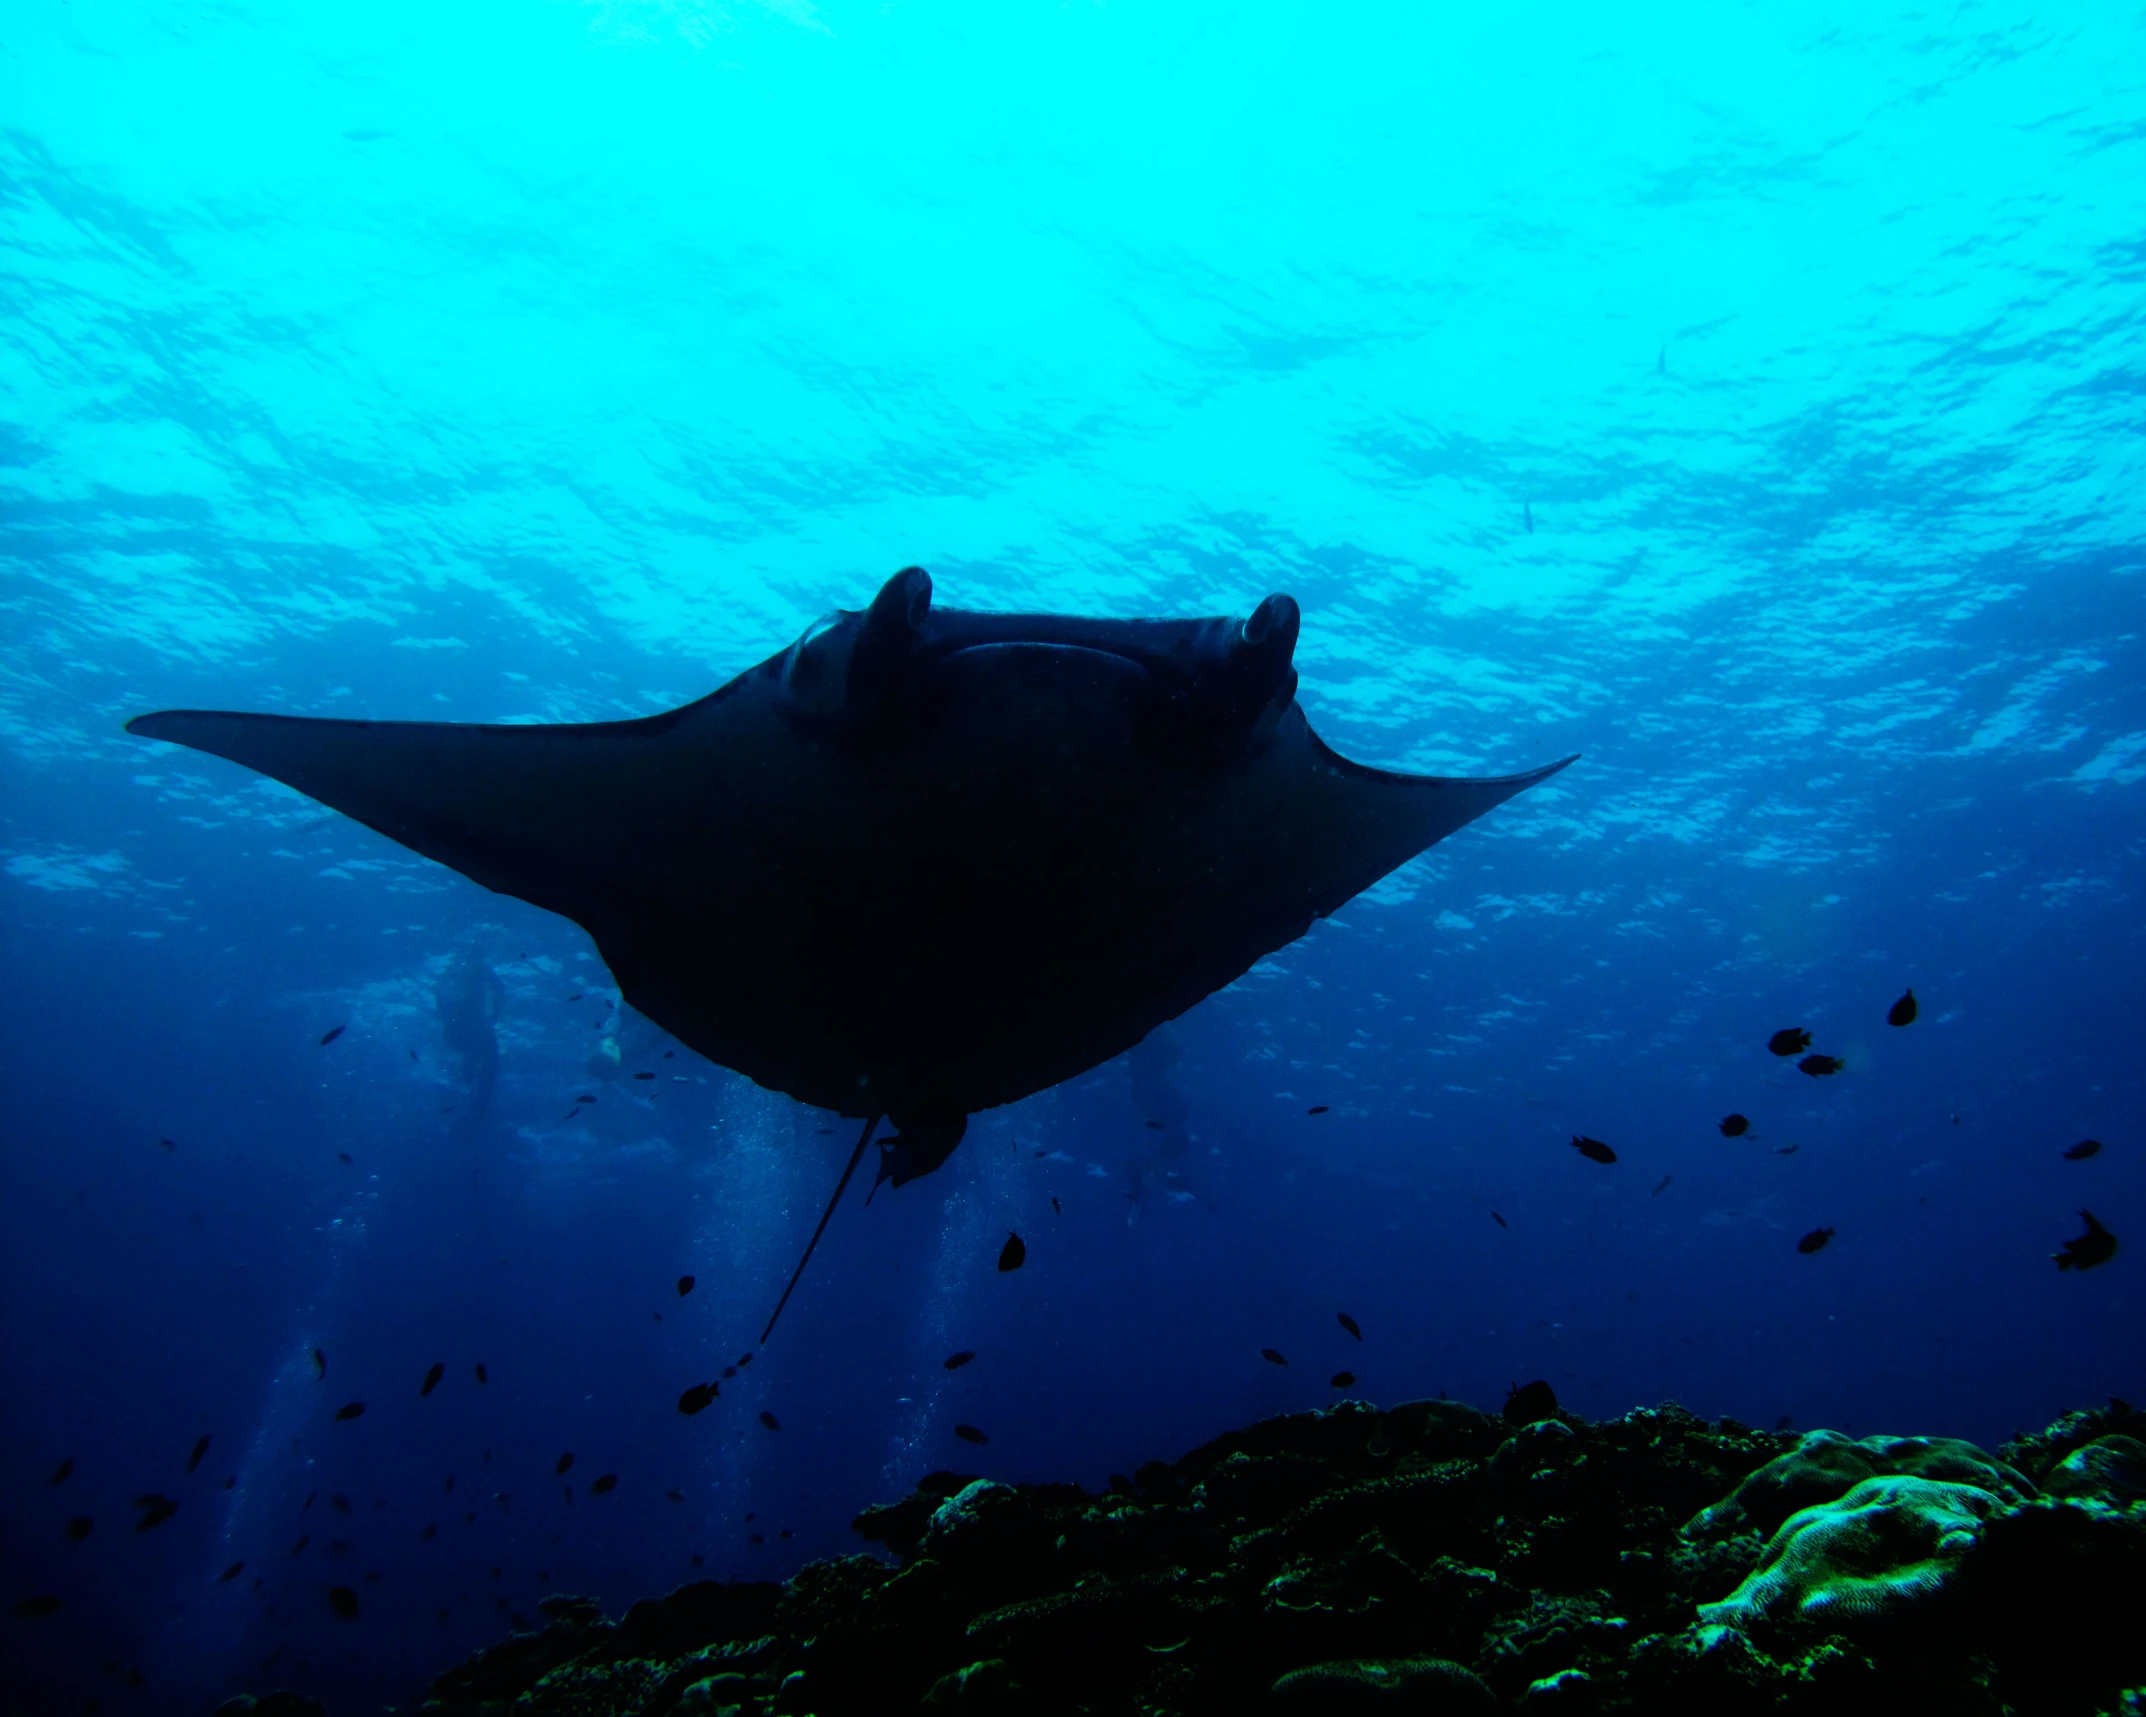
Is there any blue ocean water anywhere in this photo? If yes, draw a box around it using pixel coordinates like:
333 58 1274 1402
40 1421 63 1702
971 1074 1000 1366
3 1 2142 1709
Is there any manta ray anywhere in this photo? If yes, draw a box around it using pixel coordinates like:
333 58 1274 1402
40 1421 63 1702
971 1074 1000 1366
129 568 1573 1334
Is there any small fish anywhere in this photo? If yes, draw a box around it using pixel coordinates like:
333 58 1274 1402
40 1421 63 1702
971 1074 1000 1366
953 1424 989 1444
330 1495 351 1515
311 1349 327 1380
1523 499 1534 533
219 1560 244 1582
156 1137 177 1153
555 1453 574 1476
1144 1119 1165 1129
677 1382 718 1416
1490 1211 1508 1229
444 1476 454 1493
134 1495 177 1532
737 1353 753 1367
2054 1210 2117 1272
1337 1312 1361 1341
1796 1226 1835 1254
997 1232 1026 1272
721 1366 737 1379
65 1516 92 1542
1307 1105 1330 1116
319 1025 345 1046
474 1364 488 1385
1719 1114 1750 1138
665 1488 685 1503
302 1492 316 1512
1330 1371 1355 1388
1504 1379 1557 1424
327 1586 360 1619
335 1401 364 1421
291 1534 310 1554
420 1362 444 1397
676 1275 695 1297
1051 1196 1061 1214
187 1435 211 1474
944 1350 976 1370
50 1459 74 1485
633 1071 654 1081
575 1094 597 1104
1570 1135 1616 1164
758 1411 780 1431
1773 1144 1800 1156
1887 989 1917 1027
1798 1054 1844 1077
335 1151 353 1165
589 1474 616 1494
12 1596 61 1619
1769 1028 1810 1057
1260 1347 1288 1366
2064 1139 2102 1161
1652 1175 1673 1197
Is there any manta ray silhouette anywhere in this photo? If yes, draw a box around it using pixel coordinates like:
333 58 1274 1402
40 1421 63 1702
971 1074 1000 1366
128 568 1574 1335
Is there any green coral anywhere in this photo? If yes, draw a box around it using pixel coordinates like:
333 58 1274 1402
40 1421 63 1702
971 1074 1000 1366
1697 1475 2007 1629
2042 1434 2146 1503
1269 1655 1499 1710
1685 1430 2033 1541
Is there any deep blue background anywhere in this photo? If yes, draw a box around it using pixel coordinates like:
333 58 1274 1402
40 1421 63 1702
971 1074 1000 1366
3 2 2142 1710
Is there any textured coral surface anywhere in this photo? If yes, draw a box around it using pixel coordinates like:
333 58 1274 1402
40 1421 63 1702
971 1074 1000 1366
248 1397 2145 1717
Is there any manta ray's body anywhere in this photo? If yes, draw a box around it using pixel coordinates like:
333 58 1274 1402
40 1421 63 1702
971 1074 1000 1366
129 569 1572 1198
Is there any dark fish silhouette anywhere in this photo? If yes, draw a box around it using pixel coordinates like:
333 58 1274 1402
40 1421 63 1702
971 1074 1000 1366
758 1411 780 1431
1769 1028 1810 1057
954 1424 989 1444
590 1474 617 1494
997 1232 1026 1273
1050 1196 1061 1214
738 1353 753 1367
1144 1119 1166 1129
2054 1211 2117 1272
1336 1312 1361 1340
474 1363 487 1384
1652 1175 1673 1197
13 1596 61 1619
1504 1379 1557 1424
555 1454 574 1476
1773 1143 1800 1156
50 1459 73 1485
2064 1139 2102 1161
1523 499 1534 533
1330 1371 1355 1388
1307 1105 1330 1115
1888 989 1917 1027
133 1495 177 1531
128 570 1572 1337
187 1435 211 1474
1797 1226 1835 1254
1719 1114 1750 1137
65 1516 92 1542
1799 1054 1843 1077
157 1137 177 1152
665 1488 685 1502
219 1561 244 1582
311 1349 326 1380
335 1151 353 1165
327 1586 359 1619
420 1362 444 1397
677 1275 695 1296
335 1402 364 1421
722 1366 737 1379
633 1071 654 1081
319 1024 346 1046
1260 1348 1288 1366
1490 1211 1508 1229
330 1496 352 1515
678 1382 717 1415
943 1350 976 1370
1570 1135 1616 1164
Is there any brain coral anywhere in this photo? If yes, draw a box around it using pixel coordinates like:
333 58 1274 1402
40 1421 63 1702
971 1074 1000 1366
1696 1474 2008 1630
1684 1430 2033 1541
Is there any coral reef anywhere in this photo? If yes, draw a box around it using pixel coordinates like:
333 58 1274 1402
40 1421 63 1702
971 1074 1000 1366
385 1397 2144 1717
